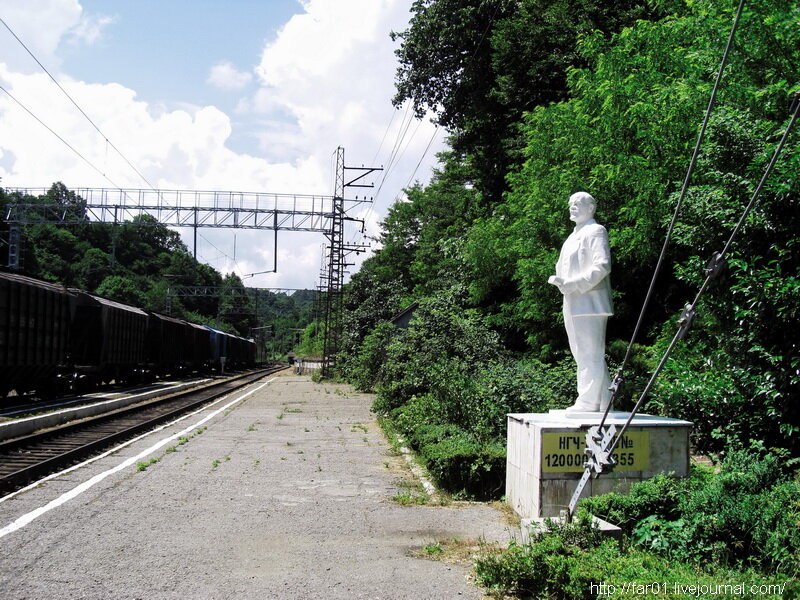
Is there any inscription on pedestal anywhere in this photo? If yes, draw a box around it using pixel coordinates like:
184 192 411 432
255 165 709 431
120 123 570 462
541 431 649 472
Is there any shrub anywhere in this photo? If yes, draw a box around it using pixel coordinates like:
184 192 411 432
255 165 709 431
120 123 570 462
418 430 506 499
346 321 397 393
474 517 796 599
581 451 800 575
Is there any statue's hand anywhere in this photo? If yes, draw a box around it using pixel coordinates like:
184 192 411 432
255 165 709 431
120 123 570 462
548 276 565 292
560 280 578 294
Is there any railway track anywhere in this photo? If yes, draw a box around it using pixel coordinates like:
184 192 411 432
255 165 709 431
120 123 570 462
0 365 286 495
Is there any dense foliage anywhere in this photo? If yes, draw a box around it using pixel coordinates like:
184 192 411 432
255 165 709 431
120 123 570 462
341 0 800 504
0 183 316 349
475 451 800 598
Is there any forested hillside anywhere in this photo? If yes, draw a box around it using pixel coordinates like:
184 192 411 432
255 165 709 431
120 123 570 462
0 183 316 350
339 0 799 498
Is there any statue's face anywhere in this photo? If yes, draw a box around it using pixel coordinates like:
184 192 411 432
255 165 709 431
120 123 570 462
568 196 594 224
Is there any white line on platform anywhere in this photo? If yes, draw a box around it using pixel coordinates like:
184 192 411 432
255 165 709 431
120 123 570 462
0 377 277 540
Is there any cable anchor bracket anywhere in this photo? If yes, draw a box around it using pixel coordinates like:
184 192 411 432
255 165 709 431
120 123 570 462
704 251 727 280
584 424 618 476
676 303 697 341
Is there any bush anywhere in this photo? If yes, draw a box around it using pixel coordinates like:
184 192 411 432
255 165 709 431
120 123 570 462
474 517 796 599
418 430 506 499
345 322 397 392
581 451 800 575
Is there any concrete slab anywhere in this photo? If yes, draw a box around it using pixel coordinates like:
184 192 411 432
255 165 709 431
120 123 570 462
0 378 212 441
0 373 511 600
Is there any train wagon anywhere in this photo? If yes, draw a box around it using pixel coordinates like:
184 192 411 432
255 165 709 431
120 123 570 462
69 291 149 386
145 312 196 377
2 270 259 400
204 326 229 372
185 321 212 372
228 334 256 368
0 271 73 396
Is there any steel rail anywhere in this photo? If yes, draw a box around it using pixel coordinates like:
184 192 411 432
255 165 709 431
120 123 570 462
0 365 286 494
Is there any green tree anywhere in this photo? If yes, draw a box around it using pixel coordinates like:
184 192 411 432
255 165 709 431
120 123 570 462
392 0 663 203
95 275 147 307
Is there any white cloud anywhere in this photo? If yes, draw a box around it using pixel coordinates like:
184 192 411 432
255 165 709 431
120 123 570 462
0 0 109 72
0 0 446 290
67 13 115 46
207 62 253 91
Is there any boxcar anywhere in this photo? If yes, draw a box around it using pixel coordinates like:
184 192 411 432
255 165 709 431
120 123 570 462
0 271 73 396
70 291 149 385
204 326 229 372
185 321 212 372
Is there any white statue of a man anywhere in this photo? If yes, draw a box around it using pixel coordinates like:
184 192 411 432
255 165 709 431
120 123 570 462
548 191 613 412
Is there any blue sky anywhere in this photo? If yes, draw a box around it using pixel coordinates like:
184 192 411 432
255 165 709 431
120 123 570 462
0 0 444 289
59 1 304 155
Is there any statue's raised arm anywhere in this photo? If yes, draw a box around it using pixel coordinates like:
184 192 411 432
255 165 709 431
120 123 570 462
547 191 613 413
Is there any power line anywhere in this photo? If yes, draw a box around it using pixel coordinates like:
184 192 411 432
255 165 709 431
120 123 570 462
198 232 244 277
0 16 158 191
355 1 503 248
370 104 399 166
403 125 441 191
0 84 125 190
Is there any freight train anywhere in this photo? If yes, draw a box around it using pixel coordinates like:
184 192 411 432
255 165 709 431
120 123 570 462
0 270 256 399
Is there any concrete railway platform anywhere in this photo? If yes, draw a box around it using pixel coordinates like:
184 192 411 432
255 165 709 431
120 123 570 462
0 371 511 599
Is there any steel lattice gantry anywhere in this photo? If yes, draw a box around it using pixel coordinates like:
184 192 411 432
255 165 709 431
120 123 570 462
3 150 381 375
3 187 337 233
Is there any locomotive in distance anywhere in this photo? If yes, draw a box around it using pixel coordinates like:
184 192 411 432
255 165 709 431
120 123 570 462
0 269 257 400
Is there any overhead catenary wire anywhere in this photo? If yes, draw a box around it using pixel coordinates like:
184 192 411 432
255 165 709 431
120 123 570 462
198 232 245 278
0 16 158 191
403 124 441 191
355 0 504 248
0 84 126 191
347 101 418 244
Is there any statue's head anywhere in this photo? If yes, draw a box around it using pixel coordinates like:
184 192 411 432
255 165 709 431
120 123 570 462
568 191 596 224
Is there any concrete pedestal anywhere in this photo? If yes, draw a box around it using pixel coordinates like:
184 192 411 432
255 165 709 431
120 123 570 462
506 411 692 519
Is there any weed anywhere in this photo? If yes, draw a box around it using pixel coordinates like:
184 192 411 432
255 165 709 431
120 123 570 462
423 542 444 558
391 492 427 505
247 424 257 431
363 436 369 443
211 459 221 469
285 408 303 413
254 459 261 466
419 538 494 565
277 413 285 420
317 465 323 472
136 457 159 472
351 424 368 433
304 427 310 432
165 446 177 454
